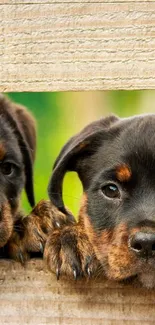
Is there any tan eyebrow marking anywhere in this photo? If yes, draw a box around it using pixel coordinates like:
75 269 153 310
0 143 6 160
116 164 131 182
78 141 90 150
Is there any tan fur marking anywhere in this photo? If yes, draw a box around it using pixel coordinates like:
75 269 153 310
116 164 131 182
78 141 90 150
0 202 13 248
79 196 138 280
0 143 6 161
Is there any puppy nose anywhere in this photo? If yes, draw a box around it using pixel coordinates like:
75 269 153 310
130 232 155 257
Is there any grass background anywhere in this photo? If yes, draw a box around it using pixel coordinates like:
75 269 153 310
7 91 155 217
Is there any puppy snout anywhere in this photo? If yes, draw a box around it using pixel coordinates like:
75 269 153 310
129 232 155 257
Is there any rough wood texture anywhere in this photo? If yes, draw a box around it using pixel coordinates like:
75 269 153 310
1 1 155 3
1 2 155 91
0 259 154 325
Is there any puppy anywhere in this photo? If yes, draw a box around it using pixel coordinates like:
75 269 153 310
0 94 36 252
44 114 155 288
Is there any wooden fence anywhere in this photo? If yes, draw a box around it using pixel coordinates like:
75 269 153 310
1 1 155 324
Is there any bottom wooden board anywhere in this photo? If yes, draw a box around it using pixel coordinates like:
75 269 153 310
0 259 154 325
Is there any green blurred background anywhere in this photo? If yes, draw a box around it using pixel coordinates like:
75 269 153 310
7 91 155 217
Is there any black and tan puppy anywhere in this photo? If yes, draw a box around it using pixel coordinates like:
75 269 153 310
43 114 155 288
0 94 36 251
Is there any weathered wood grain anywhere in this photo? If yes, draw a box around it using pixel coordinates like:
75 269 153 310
0 2 155 91
0 259 154 325
1 1 155 4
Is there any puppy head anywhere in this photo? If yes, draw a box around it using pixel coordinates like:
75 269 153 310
0 95 36 214
49 114 155 288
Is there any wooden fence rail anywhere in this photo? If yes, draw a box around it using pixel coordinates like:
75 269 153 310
0 259 154 325
1 1 155 324
1 1 155 91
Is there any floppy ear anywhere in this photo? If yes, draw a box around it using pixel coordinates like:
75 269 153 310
0 95 36 207
48 116 119 217
14 104 36 163
13 103 37 207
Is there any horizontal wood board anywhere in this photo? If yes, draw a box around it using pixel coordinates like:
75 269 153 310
0 259 154 324
0 2 155 91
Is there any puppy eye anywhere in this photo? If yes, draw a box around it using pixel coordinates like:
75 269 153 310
101 184 120 199
1 162 14 176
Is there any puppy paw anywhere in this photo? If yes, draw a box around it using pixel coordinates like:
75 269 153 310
7 200 74 263
44 224 99 280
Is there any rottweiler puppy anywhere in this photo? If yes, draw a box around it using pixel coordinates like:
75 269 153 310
5 95 73 261
0 94 36 253
43 114 155 288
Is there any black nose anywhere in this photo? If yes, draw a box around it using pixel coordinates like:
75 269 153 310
129 232 155 257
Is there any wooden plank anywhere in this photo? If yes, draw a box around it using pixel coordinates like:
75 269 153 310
1 3 155 91
0 259 154 325
1 1 155 4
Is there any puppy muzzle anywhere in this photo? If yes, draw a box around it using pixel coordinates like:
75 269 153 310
0 202 13 248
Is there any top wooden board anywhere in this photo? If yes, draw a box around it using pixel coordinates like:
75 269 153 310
0 2 155 91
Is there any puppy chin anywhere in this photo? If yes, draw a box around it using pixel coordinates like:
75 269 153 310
106 262 155 288
138 269 155 289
